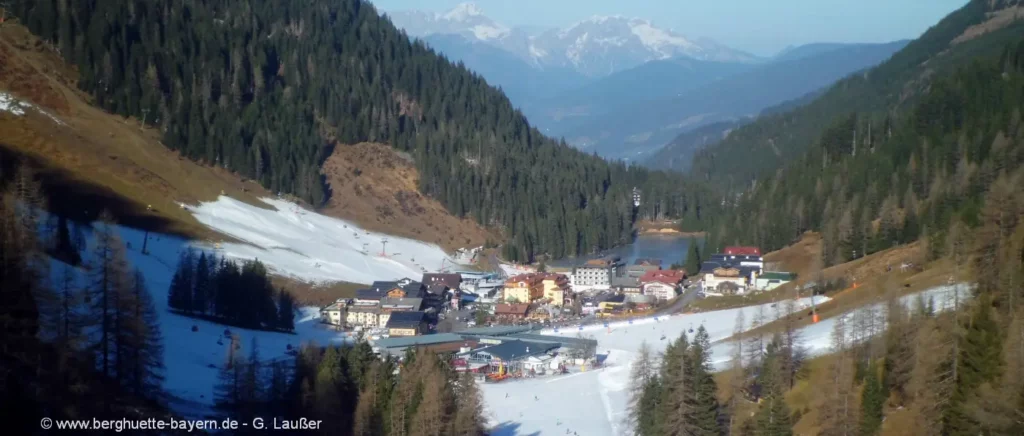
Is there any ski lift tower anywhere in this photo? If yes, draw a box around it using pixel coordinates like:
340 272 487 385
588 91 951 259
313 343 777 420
632 187 641 207
379 238 389 257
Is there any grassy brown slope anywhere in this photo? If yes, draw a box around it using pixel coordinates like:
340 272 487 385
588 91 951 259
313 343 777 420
320 142 494 252
0 23 269 239
1 22 496 260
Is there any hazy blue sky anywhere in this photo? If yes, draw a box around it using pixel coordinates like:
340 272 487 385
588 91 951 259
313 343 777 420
371 0 969 56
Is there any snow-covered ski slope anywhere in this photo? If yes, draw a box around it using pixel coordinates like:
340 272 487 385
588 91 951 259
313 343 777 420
186 196 461 285
484 284 968 436
60 222 352 418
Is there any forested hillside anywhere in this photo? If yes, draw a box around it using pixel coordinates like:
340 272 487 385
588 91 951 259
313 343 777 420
708 34 1024 268
690 0 1024 189
8 0 718 262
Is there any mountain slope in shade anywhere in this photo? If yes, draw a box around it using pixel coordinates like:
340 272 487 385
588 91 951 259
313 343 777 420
522 56 754 135
422 34 589 108
559 40 909 160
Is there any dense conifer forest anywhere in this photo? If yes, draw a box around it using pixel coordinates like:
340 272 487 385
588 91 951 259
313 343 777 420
705 35 1024 267
167 251 297 332
689 0 1024 190
8 0 721 262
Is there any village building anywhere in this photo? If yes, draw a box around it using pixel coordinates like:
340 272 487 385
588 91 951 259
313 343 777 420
457 339 560 375
755 271 797 291
385 311 428 336
370 279 425 299
494 303 531 321
503 274 545 303
573 258 616 288
724 246 762 256
701 267 753 296
320 299 349 326
640 269 686 301
541 273 570 306
611 275 643 294
346 301 380 327
626 258 662 278
377 297 424 328
422 273 462 291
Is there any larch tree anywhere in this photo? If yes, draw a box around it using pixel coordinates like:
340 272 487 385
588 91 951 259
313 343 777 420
450 371 486 436
819 313 858 436
123 269 164 399
628 341 659 432
86 211 131 380
725 309 747 433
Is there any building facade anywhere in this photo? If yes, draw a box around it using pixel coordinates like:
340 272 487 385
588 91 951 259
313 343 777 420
504 274 545 303
541 274 570 307
573 265 612 287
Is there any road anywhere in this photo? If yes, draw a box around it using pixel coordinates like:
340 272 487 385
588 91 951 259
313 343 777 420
654 286 700 316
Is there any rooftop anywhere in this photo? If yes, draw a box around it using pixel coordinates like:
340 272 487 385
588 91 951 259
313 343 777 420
457 325 535 337
374 333 466 349
473 340 558 361
379 297 424 310
422 273 462 289
385 311 427 329
355 288 387 301
633 258 663 266
759 271 797 281
494 303 531 315
640 269 686 284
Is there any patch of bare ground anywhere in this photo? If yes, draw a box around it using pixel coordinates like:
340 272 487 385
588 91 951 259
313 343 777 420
951 4 1024 45
0 23 271 239
763 231 823 279
271 276 363 308
319 142 497 252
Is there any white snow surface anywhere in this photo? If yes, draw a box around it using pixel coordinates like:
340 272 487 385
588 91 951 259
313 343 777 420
186 196 461 285
52 222 352 418
471 24 509 40
482 295 828 436
483 283 970 435
629 20 699 55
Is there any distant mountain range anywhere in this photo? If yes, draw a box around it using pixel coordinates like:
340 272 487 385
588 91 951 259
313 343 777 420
549 40 910 160
386 2 758 78
385 3 909 164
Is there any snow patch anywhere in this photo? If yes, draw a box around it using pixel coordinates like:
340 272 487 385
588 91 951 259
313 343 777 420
185 196 462 285
471 24 509 40
630 21 698 55
442 2 484 21
0 91 67 125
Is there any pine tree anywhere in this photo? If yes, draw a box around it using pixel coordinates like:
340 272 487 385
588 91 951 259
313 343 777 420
659 332 694 436
754 339 793 436
684 236 702 275
240 338 264 420
194 252 210 315
689 326 723 436
277 290 295 331
945 297 1003 435
859 361 884 436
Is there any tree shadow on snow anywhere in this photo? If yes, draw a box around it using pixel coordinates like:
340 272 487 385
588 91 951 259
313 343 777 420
489 421 540 436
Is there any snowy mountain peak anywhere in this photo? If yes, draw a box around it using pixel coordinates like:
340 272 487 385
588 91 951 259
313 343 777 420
442 2 484 21
387 6 759 78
